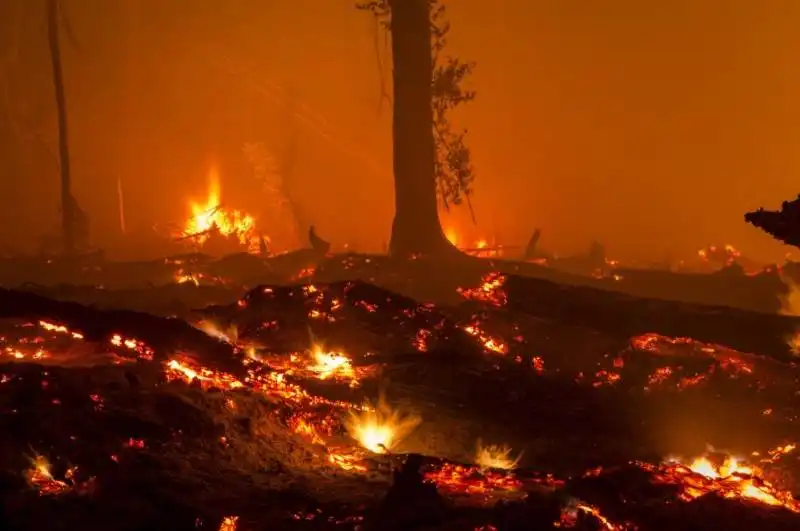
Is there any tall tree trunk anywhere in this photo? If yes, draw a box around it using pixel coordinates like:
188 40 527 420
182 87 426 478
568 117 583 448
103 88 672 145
121 0 141 235
46 0 74 256
388 0 455 258
279 87 306 248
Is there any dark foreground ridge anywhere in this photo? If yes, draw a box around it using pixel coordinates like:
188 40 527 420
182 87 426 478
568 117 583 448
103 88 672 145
1 277 800 530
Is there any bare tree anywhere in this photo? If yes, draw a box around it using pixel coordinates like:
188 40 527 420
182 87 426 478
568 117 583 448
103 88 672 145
357 0 476 257
46 0 74 255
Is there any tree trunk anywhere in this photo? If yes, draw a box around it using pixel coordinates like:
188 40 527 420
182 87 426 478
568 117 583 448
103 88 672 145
46 0 74 256
279 88 306 248
388 0 456 258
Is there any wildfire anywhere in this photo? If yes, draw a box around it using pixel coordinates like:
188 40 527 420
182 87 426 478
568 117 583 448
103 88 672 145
642 452 800 513
344 395 421 454
184 167 258 251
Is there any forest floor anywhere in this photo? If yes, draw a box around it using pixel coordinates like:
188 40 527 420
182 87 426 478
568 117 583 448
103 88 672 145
1 258 800 530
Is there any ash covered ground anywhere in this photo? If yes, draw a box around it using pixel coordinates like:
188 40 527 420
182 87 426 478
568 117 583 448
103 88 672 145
1 269 800 531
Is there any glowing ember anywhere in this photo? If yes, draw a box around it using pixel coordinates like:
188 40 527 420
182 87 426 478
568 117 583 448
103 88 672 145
345 396 420 454
218 516 238 531
640 453 800 513
39 320 83 340
458 273 507 307
308 345 356 382
462 323 508 355
327 449 369 473
25 455 71 496
475 441 522 471
558 500 635 530
165 359 244 391
110 333 155 360
424 463 522 496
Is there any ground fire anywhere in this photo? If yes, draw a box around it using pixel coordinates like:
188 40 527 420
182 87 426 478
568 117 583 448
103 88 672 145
2 269 800 529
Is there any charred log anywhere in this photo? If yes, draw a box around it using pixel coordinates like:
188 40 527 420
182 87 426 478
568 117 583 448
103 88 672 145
503 275 800 362
0 288 243 376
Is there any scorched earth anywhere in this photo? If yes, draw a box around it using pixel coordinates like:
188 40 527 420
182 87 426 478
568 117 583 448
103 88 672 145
1 273 799 531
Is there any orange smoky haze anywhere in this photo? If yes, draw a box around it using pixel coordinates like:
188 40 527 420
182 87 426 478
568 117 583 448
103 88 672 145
1 0 799 261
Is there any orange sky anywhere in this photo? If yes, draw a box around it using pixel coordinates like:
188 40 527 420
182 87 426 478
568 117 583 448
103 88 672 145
1 0 799 261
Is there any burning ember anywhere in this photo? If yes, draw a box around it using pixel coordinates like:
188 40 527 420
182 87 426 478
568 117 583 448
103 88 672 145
218 516 239 531
641 452 800 513
25 454 71 496
344 395 421 454
558 500 635 530
423 463 523 497
24 454 93 497
458 272 508 307
308 345 357 382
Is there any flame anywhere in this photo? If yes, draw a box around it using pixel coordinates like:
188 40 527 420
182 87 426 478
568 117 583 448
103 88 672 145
444 227 502 257
445 227 460 247
475 441 522 470
195 320 239 346
644 452 800 512
308 345 356 382
344 395 420 454
462 323 508 355
25 455 70 495
184 167 257 250
218 516 238 531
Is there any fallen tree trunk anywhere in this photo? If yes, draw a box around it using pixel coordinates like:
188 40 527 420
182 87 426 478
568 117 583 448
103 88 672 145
503 275 800 362
0 288 243 377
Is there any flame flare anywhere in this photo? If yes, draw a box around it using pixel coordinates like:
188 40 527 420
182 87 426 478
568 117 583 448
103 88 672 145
344 395 421 454
475 440 522 471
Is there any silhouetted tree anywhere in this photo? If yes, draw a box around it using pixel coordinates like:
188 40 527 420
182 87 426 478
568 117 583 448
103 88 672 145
47 0 75 255
357 0 476 257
